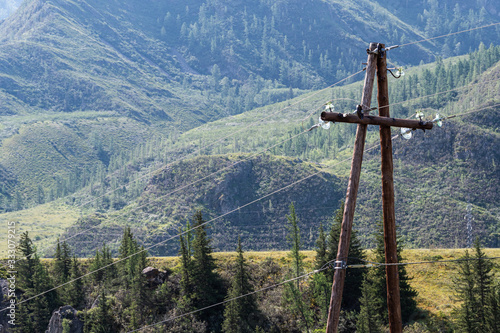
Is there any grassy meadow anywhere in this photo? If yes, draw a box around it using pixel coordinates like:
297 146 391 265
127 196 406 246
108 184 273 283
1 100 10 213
150 248 500 319
0 200 81 257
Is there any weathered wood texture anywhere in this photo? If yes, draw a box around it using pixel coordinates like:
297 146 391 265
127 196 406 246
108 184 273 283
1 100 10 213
325 42 377 333
377 44 403 333
321 112 433 129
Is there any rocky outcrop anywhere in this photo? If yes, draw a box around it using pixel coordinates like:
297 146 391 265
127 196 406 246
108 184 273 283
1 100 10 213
142 266 168 286
0 279 8 333
45 305 83 333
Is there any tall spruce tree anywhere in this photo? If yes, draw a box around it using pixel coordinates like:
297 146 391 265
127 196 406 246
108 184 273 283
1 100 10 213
67 256 85 309
117 227 148 327
472 238 494 329
53 239 73 304
91 289 116 333
365 219 418 324
317 202 366 310
222 237 259 333
53 239 72 284
169 227 199 332
356 275 383 333
312 222 330 322
453 238 496 332
283 202 313 332
453 249 478 332
15 232 58 333
488 283 500 333
191 210 225 332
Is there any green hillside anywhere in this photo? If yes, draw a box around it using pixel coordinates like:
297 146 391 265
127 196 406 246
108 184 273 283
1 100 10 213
60 154 343 257
0 0 499 256
73 50 500 254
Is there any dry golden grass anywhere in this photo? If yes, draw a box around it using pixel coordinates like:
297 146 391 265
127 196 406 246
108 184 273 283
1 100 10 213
0 200 81 257
400 248 500 318
150 248 500 319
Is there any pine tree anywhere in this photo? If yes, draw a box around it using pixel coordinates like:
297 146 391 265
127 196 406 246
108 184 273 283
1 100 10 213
89 248 103 285
453 238 496 332
283 202 313 332
53 239 73 304
191 210 225 332
356 275 383 333
311 271 330 322
222 237 259 333
116 227 148 327
92 289 115 333
67 256 85 309
369 220 418 324
15 232 58 333
488 283 500 333
53 240 72 284
100 243 117 284
453 250 479 332
287 202 304 283
472 238 494 329
179 231 193 298
323 202 366 310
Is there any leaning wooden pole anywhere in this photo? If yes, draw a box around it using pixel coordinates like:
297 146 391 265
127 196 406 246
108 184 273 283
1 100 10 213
377 44 403 333
325 42 377 333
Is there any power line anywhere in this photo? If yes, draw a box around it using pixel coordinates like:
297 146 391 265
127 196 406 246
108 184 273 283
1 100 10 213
375 77 499 115
30 128 311 255
24 58 499 254
339 256 500 269
398 22 500 48
126 259 335 333
72 70 365 211
127 254 500 332
17 94 500 263
3 96 498 310
23 70 364 255
0 153 356 310
1 134 387 311
22 75 362 255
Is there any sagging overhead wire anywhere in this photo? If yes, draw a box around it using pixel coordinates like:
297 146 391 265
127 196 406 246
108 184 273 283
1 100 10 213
73 70 365 211
397 22 500 48
1 136 386 312
127 259 337 332
5 93 499 311
13 20 500 252
128 254 500 332
24 74 500 260
24 127 310 258
25 69 366 255
333 256 500 269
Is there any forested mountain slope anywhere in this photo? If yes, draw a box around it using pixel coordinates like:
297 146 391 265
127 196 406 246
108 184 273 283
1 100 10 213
0 0 499 255
63 154 343 256
0 0 498 206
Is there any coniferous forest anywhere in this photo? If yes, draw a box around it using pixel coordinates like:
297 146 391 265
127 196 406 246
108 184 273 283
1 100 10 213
2 207 499 332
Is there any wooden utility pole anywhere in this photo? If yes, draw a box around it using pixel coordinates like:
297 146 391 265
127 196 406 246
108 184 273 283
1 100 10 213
324 43 432 333
377 43 403 333
325 42 378 333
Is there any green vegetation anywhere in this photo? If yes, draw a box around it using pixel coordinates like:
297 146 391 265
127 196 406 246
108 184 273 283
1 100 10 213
1 0 500 331
0 200 80 257
7 218 499 332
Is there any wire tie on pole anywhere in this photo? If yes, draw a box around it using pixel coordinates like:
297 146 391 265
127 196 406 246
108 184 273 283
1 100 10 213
334 260 347 270
356 104 364 119
385 45 400 51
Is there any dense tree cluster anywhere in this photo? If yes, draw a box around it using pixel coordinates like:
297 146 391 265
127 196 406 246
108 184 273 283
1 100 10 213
4 206 499 332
